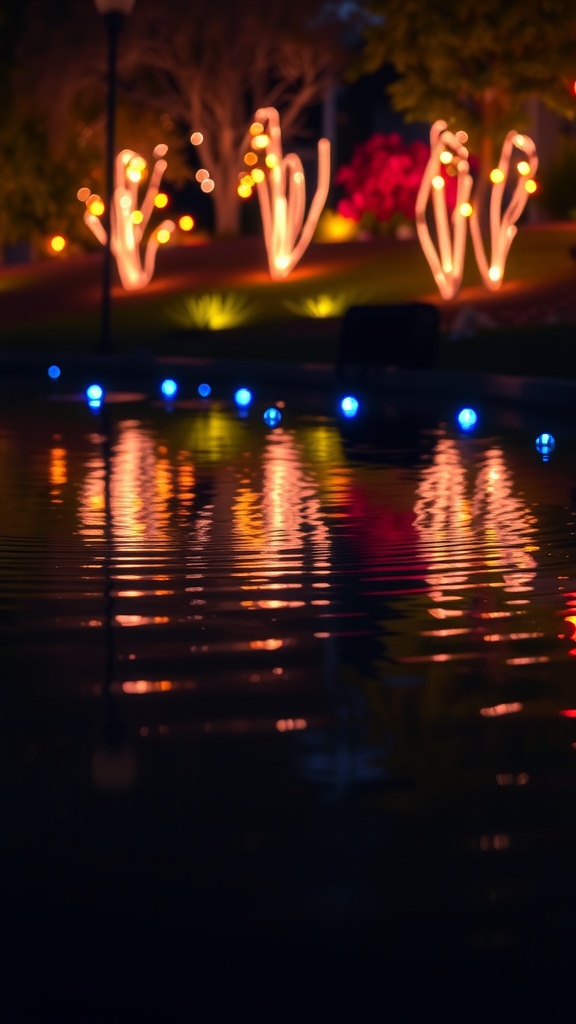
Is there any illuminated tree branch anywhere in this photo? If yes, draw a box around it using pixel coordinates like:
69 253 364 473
240 106 330 280
415 120 473 301
79 145 175 291
416 119 538 299
469 130 538 291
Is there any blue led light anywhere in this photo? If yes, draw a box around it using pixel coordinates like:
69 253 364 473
86 384 104 402
263 407 282 428
161 378 178 399
47 365 61 379
535 432 555 459
340 395 359 419
457 407 478 431
234 387 253 408
198 383 211 398
88 399 102 410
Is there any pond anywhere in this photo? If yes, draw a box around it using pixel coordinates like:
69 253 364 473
2 376 576 1020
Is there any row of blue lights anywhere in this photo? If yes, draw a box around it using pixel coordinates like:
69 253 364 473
49 366 559 456
456 406 555 458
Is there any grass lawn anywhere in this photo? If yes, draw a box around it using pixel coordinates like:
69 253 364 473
1 224 576 375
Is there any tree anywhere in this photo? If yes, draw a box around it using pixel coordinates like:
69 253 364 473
355 0 576 207
120 0 351 236
20 0 353 238
0 3 61 256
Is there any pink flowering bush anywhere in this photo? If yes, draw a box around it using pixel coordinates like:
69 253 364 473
335 132 430 235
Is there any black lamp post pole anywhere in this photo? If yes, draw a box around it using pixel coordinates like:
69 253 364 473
99 11 122 355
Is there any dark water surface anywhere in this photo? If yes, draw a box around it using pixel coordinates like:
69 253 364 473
2 385 576 1021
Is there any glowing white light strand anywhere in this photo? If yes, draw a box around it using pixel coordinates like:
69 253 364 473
80 146 176 291
416 121 538 298
469 131 538 291
251 107 330 280
415 121 473 301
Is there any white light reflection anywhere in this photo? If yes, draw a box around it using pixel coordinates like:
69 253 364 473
412 434 539 662
78 421 183 545
232 427 332 594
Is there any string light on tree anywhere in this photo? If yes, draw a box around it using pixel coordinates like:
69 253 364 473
415 120 473 300
469 130 538 292
79 140 210 290
237 106 330 280
190 131 215 192
79 145 176 290
416 120 538 299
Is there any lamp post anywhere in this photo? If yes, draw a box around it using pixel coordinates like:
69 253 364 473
93 0 136 355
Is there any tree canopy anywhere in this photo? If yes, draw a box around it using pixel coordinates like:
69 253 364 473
357 0 576 175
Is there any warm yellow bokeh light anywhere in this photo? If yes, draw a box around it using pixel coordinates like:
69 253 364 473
50 235 66 252
131 210 144 224
178 215 194 231
89 198 105 216
154 192 169 208
190 132 203 145
250 122 264 135
459 202 473 217
251 168 265 183
237 184 252 198
488 266 502 281
439 150 453 164
241 174 254 187
252 134 269 149
127 167 143 183
156 228 171 244
517 160 530 176
200 179 215 193
490 168 505 183
265 153 277 168
431 175 445 190
525 179 537 193
244 152 258 166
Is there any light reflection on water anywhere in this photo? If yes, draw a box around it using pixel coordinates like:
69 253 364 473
1 400 576 698
3 393 576 1002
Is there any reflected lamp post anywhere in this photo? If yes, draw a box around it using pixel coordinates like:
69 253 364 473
93 0 136 354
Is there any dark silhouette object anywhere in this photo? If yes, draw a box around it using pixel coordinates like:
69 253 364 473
337 303 441 380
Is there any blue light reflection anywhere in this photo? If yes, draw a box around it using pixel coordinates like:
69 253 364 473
234 387 253 408
161 378 178 399
340 395 359 419
86 384 104 403
535 433 555 460
457 407 478 431
263 407 282 428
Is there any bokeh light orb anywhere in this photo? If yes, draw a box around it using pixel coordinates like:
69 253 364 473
340 395 359 419
198 383 211 398
457 407 478 431
86 384 104 402
535 432 555 458
263 407 282 428
234 387 253 408
160 378 178 399
47 365 61 379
